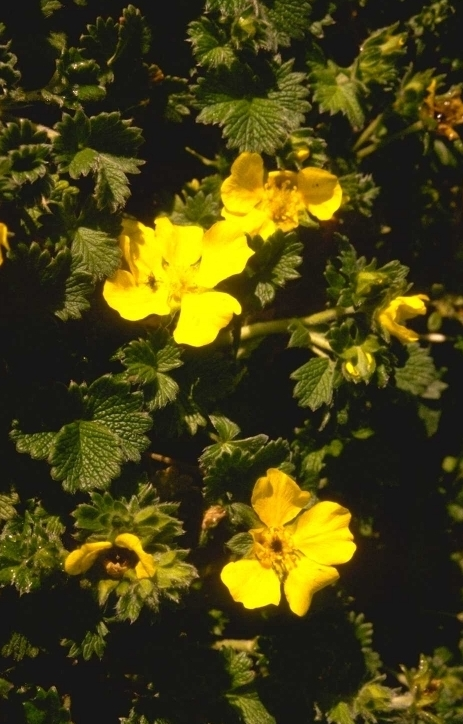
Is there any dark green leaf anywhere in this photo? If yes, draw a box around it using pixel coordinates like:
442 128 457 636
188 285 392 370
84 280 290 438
309 60 366 129
291 357 336 410
72 226 120 278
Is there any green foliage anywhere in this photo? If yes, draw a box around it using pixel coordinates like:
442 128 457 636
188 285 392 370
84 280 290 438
0 507 64 594
247 230 303 307
291 357 337 411
114 330 183 411
194 59 310 153
12 377 152 492
308 57 366 129
53 111 144 211
223 647 276 724
395 344 447 399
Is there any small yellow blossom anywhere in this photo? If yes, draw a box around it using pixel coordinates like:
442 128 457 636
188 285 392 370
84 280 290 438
378 294 429 343
0 223 10 266
220 469 356 616
103 217 254 347
220 153 342 239
64 533 156 580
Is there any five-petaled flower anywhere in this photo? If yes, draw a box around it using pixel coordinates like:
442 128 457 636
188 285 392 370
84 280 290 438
103 217 254 347
64 533 156 580
220 152 342 240
220 468 356 616
378 294 429 343
0 222 9 266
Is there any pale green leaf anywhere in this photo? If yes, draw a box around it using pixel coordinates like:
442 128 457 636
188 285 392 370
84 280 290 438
291 357 336 410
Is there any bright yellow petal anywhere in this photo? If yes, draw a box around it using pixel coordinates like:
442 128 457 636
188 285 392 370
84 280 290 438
290 501 356 565
115 533 157 580
195 221 254 288
221 559 281 609
64 541 112 575
119 218 163 281
103 269 170 320
284 557 339 616
251 469 312 528
173 291 241 346
222 208 277 240
307 181 343 221
221 153 265 214
0 222 9 266
154 217 203 268
297 168 342 220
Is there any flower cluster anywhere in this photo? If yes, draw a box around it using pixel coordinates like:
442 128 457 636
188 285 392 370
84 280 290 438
221 468 356 616
220 152 342 239
103 217 254 346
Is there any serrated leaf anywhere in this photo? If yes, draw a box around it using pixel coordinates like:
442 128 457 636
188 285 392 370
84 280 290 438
115 331 183 410
0 492 19 521
2 632 39 661
72 226 121 278
50 420 123 493
170 190 221 228
249 230 302 307
309 60 366 129
87 376 152 461
327 701 355 724
10 429 56 460
228 692 276 724
291 357 336 410
188 18 236 68
267 0 312 45
195 60 309 154
22 686 72 724
394 344 440 397
55 259 93 320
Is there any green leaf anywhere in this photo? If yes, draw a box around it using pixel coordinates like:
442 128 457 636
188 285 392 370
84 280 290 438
223 648 276 724
64 621 109 660
228 692 276 724
0 31 21 91
291 357 336 410
53 111 144 211
10 429 56 460
115 331 183 410
249 230 303 307
72 226 121 278
266 0 312 45
0 508 64 594
2 632 39 661
170 190 221 228
327 701 355 724
87 376 152 461
309 59 366 129
0 491 19 521
195 60 310 153
55 259 93 321
394 344 444 397
50 420 123 493
188 18 237 68
22 686 72 724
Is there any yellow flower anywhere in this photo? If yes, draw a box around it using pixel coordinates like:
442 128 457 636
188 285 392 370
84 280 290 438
220 468 356 616
220 152 342 239
0 222 10 266
378 294 429 343
64 533 156 580
103 217 254 347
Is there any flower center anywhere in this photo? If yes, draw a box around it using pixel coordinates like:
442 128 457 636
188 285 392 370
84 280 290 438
101 547 139 579
251 526 300 578
145 260 202 310
260 173 302 230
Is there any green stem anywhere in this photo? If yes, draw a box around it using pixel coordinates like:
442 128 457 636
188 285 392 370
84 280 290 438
238 306 354 346
353 112 385 152
356 120 424 159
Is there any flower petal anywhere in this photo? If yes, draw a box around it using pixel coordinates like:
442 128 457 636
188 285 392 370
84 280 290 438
115 533 157 580
103 269 170 320
297 168 342 220
378 295 429 343
154 217 203 268
195 221 254 288
222 208 277 240
221 152 265 214
284 557 339 616
291 501 356 565
64 541 112 575
120 218 163 281
221 559 281 609
173 291 241 346
251 469 312 528
0 222 9 266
